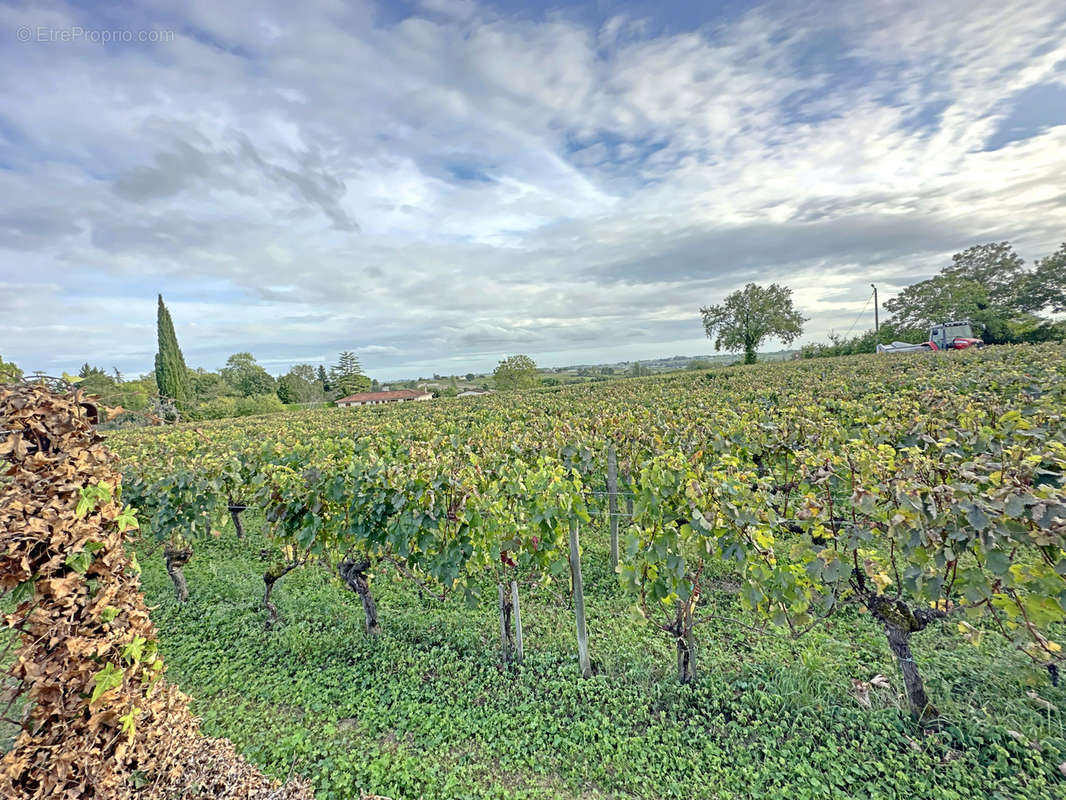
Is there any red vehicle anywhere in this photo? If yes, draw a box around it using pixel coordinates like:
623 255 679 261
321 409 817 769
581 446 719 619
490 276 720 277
877 321 984 354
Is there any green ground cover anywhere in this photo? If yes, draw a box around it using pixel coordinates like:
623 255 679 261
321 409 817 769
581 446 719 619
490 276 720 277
139 515 1066 800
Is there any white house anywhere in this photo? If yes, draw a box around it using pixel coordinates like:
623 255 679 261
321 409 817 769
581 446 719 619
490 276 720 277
335 389 433 407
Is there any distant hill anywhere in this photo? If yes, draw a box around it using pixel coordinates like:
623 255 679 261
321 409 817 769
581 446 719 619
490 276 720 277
550 350 797 375
382 350 797 386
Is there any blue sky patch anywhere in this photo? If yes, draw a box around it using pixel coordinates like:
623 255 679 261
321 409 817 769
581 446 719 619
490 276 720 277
983 82 1066 151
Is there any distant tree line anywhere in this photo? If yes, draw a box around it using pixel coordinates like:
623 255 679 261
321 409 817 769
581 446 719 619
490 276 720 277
10 241 1053 413
629 362 653 377
0 295 380 424
140 297 376 420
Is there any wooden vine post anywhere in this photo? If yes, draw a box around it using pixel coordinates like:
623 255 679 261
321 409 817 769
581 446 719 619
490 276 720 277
568 519 592 678
607 441 619 569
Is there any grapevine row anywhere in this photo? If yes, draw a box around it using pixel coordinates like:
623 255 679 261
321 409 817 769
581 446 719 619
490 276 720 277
109 343 1066 720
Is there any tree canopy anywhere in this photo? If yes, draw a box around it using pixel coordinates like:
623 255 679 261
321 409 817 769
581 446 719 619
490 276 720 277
332 351 364 379
882 278 990 333
277 365 324 405
328 352 370 400
0 356 22 384
493 355 539 390
220 352 276 397
883 241 1066 343
187 369 232 402
72 364 152 411
700 283 806 364
941 242 1027 309
277 374 309 405
332 373 372 399
1019 243 1066 314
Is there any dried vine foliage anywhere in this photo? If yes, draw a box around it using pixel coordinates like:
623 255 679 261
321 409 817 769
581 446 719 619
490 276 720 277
0 384 313 799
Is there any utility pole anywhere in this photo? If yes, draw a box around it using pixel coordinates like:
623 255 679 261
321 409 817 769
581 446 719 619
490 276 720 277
871 284 879 335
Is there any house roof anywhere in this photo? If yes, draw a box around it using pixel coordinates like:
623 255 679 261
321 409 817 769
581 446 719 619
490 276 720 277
336 389 432 404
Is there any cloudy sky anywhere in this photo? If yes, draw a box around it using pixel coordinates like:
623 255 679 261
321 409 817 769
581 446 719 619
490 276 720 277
1 0 1065 379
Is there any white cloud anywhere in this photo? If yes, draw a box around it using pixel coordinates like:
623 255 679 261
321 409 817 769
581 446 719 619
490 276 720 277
0 0 1064 378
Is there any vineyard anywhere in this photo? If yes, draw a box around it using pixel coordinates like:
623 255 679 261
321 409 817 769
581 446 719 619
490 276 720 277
103 344 1066 799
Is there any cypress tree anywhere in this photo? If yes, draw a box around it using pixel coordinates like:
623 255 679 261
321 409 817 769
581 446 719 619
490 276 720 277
155 294 192 408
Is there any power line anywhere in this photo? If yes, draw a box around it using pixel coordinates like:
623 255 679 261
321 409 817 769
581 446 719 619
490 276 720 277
840 288 874 339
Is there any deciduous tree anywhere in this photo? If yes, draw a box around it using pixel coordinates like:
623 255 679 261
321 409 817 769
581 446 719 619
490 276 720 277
277 365 324 404
1018 243 1066 314
188 368 234 403
493 354 539 390
882 278 989 334
942 241 1026 309
333 373 372 398
220 353 276 397
76 364 123 406
883 241 1066 343
700 283 805 364
290 364 318 384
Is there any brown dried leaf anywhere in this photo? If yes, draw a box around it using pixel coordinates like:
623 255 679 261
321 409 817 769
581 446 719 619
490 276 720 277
0 384 313 800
